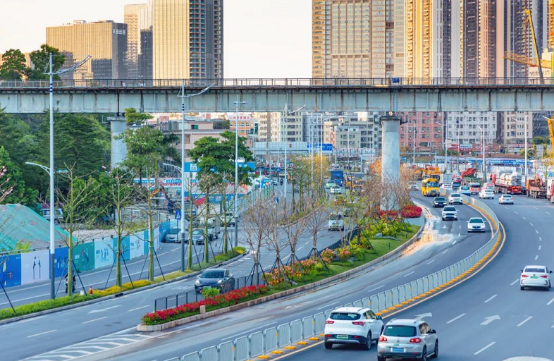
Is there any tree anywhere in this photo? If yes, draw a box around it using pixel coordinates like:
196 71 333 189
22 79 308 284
56 166 100 296
98 168 140 287
281 212 307 274
213 174 233 255
304 197 328 261
242 196 269 284
26 45 65 81
0 49 26 80
0 147 38 206
124 107 153 125
263 203 289 285
36 113 110 181
198 173 218 263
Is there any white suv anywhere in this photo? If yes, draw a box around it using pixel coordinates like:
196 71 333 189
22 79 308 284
441 206 458 221
324 307 383 350
377 319 438 361
448 193 463 205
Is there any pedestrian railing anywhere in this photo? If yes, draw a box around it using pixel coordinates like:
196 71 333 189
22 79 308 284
177 195 500 361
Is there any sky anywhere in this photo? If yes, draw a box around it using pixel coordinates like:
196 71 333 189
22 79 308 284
0 0 312 78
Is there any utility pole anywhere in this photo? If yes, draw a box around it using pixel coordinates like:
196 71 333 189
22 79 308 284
234 97 246 247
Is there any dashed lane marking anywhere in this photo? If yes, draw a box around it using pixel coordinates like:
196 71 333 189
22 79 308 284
517 316 533 327
27 330 57 338
510 279 519 286
484 294 497 303
474 342 496 355
446 313 465 324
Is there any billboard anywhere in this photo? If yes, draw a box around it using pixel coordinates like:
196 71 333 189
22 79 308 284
1 253 21 287
21 250 49 285
95 238 114 269
54 247 69 278
73 242 95 273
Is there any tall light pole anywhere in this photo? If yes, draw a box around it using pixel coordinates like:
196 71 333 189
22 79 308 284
310 114 314 192
234 97 247 247
412 128 417 165
444 116 448 173
177 82 212 271
45 53 90 300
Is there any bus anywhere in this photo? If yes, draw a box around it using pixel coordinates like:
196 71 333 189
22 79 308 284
421 178 440 197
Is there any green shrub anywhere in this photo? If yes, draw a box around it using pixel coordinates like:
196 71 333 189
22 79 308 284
0 294 99 320
201 287 221 298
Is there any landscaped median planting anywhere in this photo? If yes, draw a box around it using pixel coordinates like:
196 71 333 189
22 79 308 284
141 285 269 325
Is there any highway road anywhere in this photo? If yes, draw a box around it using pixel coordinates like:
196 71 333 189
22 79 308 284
7 194 494 361
273 194 554 360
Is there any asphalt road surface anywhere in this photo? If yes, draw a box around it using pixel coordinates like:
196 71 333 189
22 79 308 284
7 193 494 361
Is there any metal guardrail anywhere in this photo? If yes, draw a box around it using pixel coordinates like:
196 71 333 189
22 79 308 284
177 195 500 361
0 77 552 89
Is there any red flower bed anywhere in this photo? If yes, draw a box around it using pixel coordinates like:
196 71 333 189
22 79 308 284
142 285 269 325
377 205 422 219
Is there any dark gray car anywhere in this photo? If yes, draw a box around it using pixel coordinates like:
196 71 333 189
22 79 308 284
194 269 235 294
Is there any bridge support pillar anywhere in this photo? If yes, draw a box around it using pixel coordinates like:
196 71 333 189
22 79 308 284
380 116 401 210
109 116 127 169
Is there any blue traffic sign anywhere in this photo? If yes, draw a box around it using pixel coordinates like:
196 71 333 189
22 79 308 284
175 210 182 220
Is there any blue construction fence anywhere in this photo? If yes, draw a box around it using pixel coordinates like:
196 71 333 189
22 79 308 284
0 222 169 289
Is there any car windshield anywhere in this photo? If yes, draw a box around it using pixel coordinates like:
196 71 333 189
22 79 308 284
444 207 456 211
435 197 445 202
525 267 546 273
503 195 512 198
383 325 417 337
330 214 342 221
192 229 204 236
451 193 461 197
461 186 469 190
470 183 480 187
201 270 225 279
469 218 484 224
329 312 361 321
427 182 439 187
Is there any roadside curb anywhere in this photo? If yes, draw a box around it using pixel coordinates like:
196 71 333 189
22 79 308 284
0 251 248 326
137 217 427 332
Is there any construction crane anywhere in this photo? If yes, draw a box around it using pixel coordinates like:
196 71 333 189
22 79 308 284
504 9 546 84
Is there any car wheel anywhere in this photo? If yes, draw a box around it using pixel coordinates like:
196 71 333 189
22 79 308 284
520 286 525 290
362 331 372 350
377 357 386 361
431 341 438 358
419 347 428 361
324 342 333 349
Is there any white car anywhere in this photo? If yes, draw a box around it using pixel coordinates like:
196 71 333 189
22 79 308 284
467 217 486 232
448 193 463 205
330 186 343 195
441 206 458 221
520 265 552 290
478 189 494 199
324 307 384 350
498 195 514 205
328 213 344 231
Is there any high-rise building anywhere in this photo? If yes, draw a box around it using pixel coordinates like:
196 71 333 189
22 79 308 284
46 20 128 79
124 4 148 79
399 112 444 152
139 29 153 80
446 111 498 149
432 0 452 78
405 0 433 78
152 0 223 80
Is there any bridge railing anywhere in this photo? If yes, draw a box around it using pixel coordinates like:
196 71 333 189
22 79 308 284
176 196 501 361
0 77 551 89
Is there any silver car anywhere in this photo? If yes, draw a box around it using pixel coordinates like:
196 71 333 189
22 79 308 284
377 319 438 361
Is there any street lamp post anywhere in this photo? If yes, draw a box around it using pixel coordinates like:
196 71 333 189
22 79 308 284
233 98 247 248
444 116 448 173
412 128 417 165
44 53 90 300
178 82 212 271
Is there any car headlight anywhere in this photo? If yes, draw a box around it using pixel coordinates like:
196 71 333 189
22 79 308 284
217 279 223 284
195 280 200 285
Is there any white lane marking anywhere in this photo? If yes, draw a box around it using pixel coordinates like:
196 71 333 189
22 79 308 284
547 211 551 215
474 342 496 355
27 329 57 338
441 249 448 255
316 301 339 310
547 297 554 306
534 207 538 210
83 317 108 324
128 306 149 312
452 240 457 245
446 313 465 324
88 305 121 314
539 237 542 241
484 294 497 303
539 245 542 251
427 260 435 265
404 271 415 277
522 216 526 220
535 255 539 260
17 316 45 324
530 223 534 226
514 211 519 214
536 230 539 234
510 279 519 286
517 316 533 327
0 293 50 306
367 285 385 293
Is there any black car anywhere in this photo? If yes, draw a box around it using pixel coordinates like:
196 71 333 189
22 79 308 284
433 197 447 208
194 269 235 294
